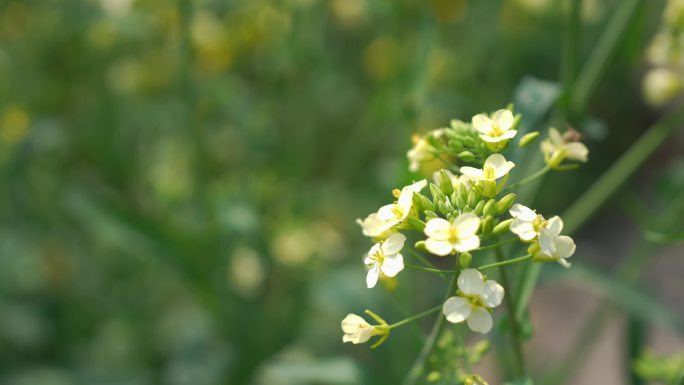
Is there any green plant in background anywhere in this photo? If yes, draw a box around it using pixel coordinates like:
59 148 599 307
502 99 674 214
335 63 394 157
1 0 684 384
344 106 588 383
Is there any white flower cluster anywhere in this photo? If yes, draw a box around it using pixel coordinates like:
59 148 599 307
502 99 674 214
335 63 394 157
343 106 587 347
644 0 684 106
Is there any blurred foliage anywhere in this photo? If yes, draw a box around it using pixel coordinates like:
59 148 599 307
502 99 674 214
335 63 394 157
0 0 682 384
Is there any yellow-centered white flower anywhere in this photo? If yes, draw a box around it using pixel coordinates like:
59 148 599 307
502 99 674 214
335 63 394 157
536 216 576 268
509 203 548 242
540 127 588 167
424 213 480 256
443 269 504 334
460 154 515 182
341 313 381 344
376 180 427 224
357 180 427 240
364 233 406 288
472 109 517 144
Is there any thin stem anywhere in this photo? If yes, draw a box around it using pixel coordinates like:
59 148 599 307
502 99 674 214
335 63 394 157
406 248 449 281
478 254 531 271
495 246 526 378
569 0 643 115
403 261 459 385
389 305 443 330
404 264 456 274
454 326 473 373
505 165 551 191
476 237 519 251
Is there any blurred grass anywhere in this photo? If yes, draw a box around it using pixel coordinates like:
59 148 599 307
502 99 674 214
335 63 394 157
0 0 682 384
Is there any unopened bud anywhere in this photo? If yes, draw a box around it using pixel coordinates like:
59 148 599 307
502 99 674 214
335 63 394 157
459 252 472 269
518 131 540 147
493 218 513 235
438 169 454 195
458 151 475 162
483 198 496 216
481 215 493 234
496 193 517 214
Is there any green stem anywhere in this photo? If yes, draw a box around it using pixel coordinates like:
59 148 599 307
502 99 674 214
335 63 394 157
403 261 459 385
495 246 526 378
455 326 473 373
476 237 519 251
563 107 684 234
478 254 531 271
404 263 456 274
406 248 449 281
569 0 643 115
505 166 551 191
389 305 443 330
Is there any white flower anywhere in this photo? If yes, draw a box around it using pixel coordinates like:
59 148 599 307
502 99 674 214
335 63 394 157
407 135 434 172
472 109 517 144
431 169 472 191
509 203 547 242
341 313 380 344
424 213 480 256
357 180 427 240
540 127 589 168
376 180 427 224
364 233 406 288
356 213 395 240
442 269 504 334
460 154 515 182
535 216 576 268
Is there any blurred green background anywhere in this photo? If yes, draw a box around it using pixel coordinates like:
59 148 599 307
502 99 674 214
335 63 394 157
1 0 683 384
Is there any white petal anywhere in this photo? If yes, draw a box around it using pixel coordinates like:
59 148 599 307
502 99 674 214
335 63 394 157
510 219 536 241
424 218 451 239
557 258 572 268
509 204 537 221
377 204 397 221
501 130 517 139
472 114 492 134
544 216 564 237
453 213 480 237
539 232 556 256
458 269 485 296
484 154 507 170
494 161 515 179
549 127 563 145
382 233 406 255
565 142 589 162
554 235 576 259
366 266 380 288
467 307 493 334
443 296 471 323
492 109 514 130
481 280 505 308
380 253 404 277
485 154 515 179
425 238 453 256
459 167 484 180
454 235 480 253
341 314 368 333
